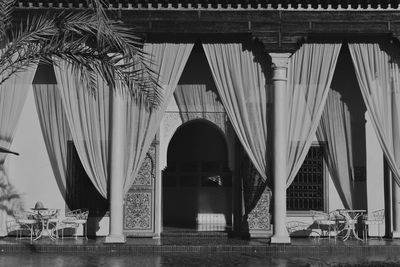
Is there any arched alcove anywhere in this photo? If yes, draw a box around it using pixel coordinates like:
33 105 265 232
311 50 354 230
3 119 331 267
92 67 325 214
162 119 232 230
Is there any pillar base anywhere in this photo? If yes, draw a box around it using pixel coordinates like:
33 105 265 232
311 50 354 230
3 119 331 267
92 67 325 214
270 235 291 244
105 234 126 243
392 231 400 238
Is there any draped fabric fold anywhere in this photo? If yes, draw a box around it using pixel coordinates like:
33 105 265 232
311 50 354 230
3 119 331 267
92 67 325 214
349 43 400 185
317 90 354 209
203 43 271 182
173 84 225 124
123 43 193 192
54 43 193 197
54 64 109 198
0 61 38 236
286 43 342 187
32 84 72 204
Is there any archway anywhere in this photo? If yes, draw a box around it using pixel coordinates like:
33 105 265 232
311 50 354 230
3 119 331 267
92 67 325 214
162 119 232 230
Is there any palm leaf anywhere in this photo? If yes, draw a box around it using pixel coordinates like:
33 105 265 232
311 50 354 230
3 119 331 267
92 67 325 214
1 0 162 108
0 0 15 42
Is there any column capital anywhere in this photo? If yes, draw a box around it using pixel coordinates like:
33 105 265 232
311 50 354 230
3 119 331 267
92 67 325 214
269 53 291 69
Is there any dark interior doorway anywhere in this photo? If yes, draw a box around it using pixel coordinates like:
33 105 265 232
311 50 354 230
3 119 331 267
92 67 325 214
162 120 232 230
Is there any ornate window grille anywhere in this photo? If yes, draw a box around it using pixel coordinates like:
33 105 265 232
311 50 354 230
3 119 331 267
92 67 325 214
287 145 324 211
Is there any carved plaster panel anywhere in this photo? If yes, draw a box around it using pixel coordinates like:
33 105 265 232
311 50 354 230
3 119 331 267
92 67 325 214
161 112 184 152
247 188 272 231
132 145 156 187
124 143 157 232
124 192 152 230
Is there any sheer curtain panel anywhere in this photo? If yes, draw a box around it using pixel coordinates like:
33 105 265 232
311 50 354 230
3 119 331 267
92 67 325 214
349 43 400 185
0 60 38 236
173 84 225 124
317 90 354 209
286 43 342 187
203 42 271 182
123 43 193 192
54 43 193 197
54 61 110 198
33 84 72 203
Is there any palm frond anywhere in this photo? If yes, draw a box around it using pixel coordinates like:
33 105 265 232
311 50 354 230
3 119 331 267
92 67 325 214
0 14 58 85
2 0 162 109
0 0 15 42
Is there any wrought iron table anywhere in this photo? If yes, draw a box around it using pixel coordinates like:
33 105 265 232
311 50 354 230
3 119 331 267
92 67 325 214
31 208 59 240
337 209 366 241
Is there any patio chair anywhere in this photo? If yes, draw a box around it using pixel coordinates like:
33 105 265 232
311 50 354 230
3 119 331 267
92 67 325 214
363 209 384 241
7 210 38 241
329 210 346 234
56 209 89 239
310 210 337 239
286 221 315 237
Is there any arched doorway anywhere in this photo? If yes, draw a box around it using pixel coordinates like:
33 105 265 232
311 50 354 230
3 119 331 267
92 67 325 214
162 120 232 230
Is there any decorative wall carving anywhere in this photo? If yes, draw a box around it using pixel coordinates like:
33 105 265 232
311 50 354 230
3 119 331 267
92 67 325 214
247 188 272 233
132 146 155 187
161 112 183 153
124 192 152 230
124 143 157 232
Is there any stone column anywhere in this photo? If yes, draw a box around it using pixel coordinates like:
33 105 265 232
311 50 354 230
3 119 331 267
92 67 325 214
269 53 291 244
392 177 400 238
105 89 126 243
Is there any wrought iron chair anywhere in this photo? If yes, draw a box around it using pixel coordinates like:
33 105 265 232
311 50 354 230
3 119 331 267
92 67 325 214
363 209 385 241
310 210 337 239
7 210 38 241
286 221 318 237
56 209 89 239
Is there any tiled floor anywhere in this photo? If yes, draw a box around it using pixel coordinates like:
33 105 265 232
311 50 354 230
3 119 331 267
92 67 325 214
1 235 400 255
2 236 400 266
3 252 397 267
1 238 400 267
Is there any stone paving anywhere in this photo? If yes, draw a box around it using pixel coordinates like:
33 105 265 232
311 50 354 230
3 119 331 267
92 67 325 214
1 237 400 266
1 250 400 266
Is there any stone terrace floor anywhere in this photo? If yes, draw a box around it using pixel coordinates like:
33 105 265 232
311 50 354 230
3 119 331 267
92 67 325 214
0 236 400 254
1 236 400 266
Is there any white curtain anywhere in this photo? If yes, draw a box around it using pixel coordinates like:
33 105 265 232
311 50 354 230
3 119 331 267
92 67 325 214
0 62 38 236
54 43 193 197
203 43 271 182
54 64 110 198
349 43 400 185
317 90 354 209
173 84 225 124
286 43 342 187
123 43 193 192
32 84 72 203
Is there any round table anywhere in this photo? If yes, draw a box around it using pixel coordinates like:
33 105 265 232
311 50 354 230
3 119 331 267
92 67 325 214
31 208 59 240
